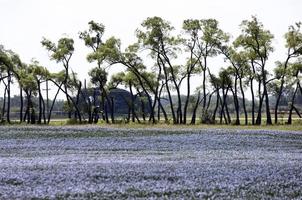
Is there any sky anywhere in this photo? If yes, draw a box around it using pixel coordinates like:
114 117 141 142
0 0 301 98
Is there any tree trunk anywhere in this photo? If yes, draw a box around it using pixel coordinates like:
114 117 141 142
202 59 207 111
239 77 248 125
1 84 7 122
84 80 93 124
183 72 191 124
287 83 299 124
48 83 62 124
64 83 72 119
275 56 290 124
41 92 46 124
293 105 302 118
7 73 11 123
256 78 264 125
74 81 82 121
225 95 231 124
161 49 182 124
38 81 42 124
191 92 201 124
129 82 135 122
264 85 272 125
110 97 114 123
212 90 220 123
232 77 240 125
250 78 255 125
20 87 23 123
161 62 176 124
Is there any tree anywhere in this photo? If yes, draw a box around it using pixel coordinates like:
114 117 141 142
182 19 202 124
286 61 302 124
274 22 302 124
0 46 21 123
109 71 142 123
88 67 112 123
218 67 233 124
29 61 50 124
92 35 161 124
18 64 38 123
218 45 250 125
201 19 228 112
136 16 184 124
235 16 274 125
41 37 81 122
79 21 118 123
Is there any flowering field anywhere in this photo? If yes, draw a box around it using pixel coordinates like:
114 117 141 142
0 126 302 199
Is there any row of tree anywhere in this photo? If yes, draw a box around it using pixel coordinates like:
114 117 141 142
1 16 302 125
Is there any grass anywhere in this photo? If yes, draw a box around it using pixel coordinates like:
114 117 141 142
46 118 302 132
3 118 302 132
92 122 302 131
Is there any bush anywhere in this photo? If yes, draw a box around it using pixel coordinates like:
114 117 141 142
65 118 80 125
293 119 302 125
201 111 215 124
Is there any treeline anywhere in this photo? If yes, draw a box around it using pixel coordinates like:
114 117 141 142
0 16 302 125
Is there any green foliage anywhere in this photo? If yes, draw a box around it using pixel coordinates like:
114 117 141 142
41 37 74 64
88 67 108 86
87 37 122 64
235 16 274 60
285 22 302 52
79 20 105 49
136 16 182 58
219 67 233 88
18 65 38 94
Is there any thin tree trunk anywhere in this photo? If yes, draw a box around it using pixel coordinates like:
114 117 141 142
20 87 23 123
84 80 92 123
41 92 46 124
129 82 135 122
1 84 7 122
202 60 207 111
183 72 191 124
191 92 201 124
64 83 72 119
160 60 176 124
212 90 220 123
225 92 231 124
239 77 248 125
287 83 299 124
293 105 302 118
256 78 264 125
206 91 214 112
275 56 291 124
74 81 82 120
7 73 11 123
264 85 272 125
38 81 42 124
110 96 114 123
232 77 240 125
48 83 62 124
251 79 255 125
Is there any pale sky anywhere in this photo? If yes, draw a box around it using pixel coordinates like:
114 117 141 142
0 0 301 98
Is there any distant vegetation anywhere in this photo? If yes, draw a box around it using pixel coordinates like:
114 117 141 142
1 16 302 125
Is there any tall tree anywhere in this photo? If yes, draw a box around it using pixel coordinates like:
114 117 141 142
182 19 202 124
136 16 184 124
80 22 118 123
235 16 274 125
41 37 80 121
274 22 302 124
29 61 50 124
286 61 302 124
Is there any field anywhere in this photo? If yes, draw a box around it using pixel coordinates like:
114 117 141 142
0 126 302 199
